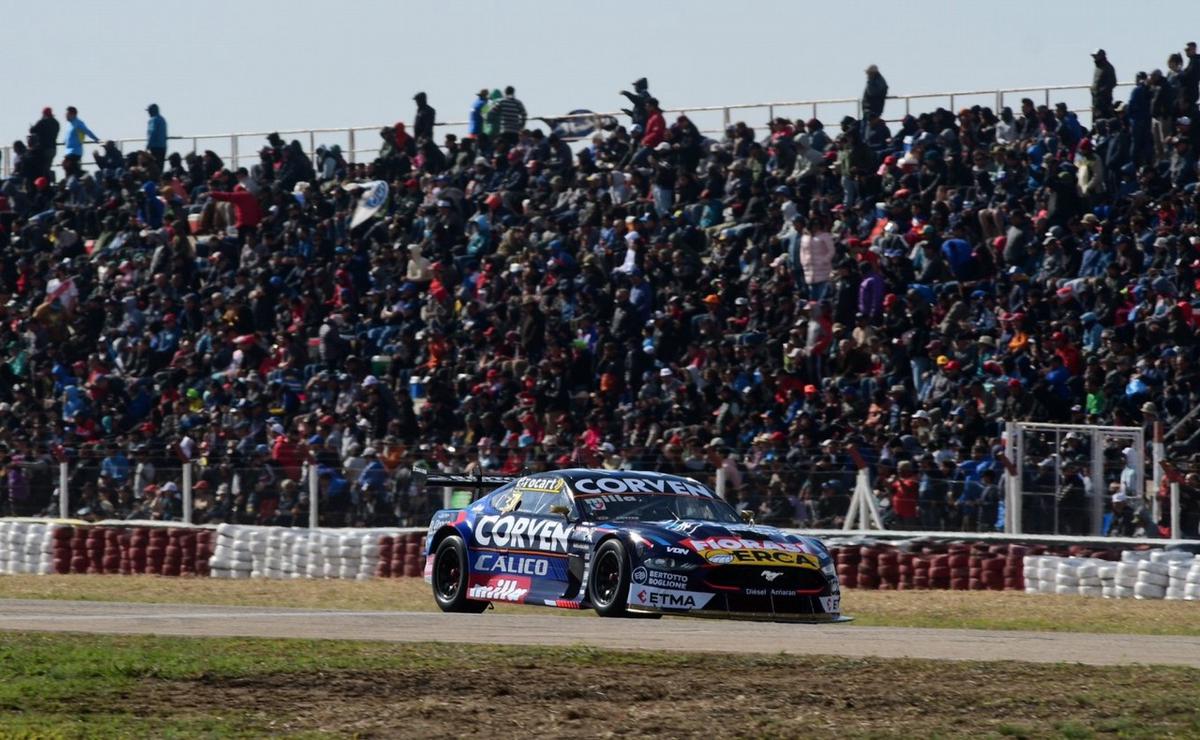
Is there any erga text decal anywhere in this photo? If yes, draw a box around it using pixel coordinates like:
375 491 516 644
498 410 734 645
700 549 820 568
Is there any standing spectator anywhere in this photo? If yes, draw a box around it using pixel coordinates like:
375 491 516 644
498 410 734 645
1150 69 1176 161
862 64 889 119
413 91 436 142
494 86 527 148
1127 72 1153 167
1182 41 1199 111
468 89 489 147
1091 49 1117 120
620 77 652 128
62 106 99 176
146 103 167 170
29 107 59 182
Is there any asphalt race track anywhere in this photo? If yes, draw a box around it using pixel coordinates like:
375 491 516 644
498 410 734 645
2 599 1198 667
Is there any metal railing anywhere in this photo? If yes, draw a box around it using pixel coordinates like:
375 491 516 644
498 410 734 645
0 80 1132 179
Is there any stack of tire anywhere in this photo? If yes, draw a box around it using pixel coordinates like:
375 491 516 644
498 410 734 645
376 536 394 578
834 546 859 588
0 522 59 574
51 525 73 574
1168 556 1200 600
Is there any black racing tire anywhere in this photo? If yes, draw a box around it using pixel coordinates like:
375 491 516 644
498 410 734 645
432 535 488 613
588 539 631 617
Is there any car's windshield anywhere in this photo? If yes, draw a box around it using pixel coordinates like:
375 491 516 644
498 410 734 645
575 493 740 523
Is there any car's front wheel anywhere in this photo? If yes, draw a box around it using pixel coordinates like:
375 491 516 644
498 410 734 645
588 539 631 617
432 535 488 613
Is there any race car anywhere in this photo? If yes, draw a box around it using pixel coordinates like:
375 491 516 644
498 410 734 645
419 468 847 622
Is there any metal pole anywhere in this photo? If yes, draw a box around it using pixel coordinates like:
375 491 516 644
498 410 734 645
182 462 193 525
443 486 452 510
348 129 356 164
1170 482 1182 540
308 464 320 529
59 461 69 519
309 130 316 169
230 134 238 171
715 466 727 500
1091 430 1105 536
1152 422 1164 525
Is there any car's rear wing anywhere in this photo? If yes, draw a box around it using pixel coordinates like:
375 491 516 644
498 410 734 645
413 465 517 491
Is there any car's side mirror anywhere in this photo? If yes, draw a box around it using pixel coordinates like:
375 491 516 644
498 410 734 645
740 510 755 524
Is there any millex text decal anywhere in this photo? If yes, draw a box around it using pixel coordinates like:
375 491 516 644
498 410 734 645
573 477 709 496
475 515 570 553
467 575 530 602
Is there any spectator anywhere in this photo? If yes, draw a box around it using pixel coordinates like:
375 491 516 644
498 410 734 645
62 106 99 176
29 107 59 182
862 64 889 119
413 92 435 142
1091 49 1117 120
146 103 168 170
493 86 527 147
620 77 653 128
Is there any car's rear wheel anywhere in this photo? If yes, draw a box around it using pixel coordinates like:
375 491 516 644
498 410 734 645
432 535 488 613
588 539 631 617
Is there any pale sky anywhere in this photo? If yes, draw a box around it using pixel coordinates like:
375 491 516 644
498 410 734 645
5 0 1192 166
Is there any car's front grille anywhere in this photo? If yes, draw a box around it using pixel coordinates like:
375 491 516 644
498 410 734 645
703 565 827 593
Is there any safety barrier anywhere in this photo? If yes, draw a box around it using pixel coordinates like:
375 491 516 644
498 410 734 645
1025 551 1200 600
0 79 1132 178
0 519 214 576
207 524 425 580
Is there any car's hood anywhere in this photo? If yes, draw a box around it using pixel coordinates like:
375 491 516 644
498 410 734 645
606 519 828 557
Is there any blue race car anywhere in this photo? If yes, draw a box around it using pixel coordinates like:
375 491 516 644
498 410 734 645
419 468 846 622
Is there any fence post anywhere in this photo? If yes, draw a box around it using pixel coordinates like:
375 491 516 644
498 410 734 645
309 130 316 168
182 462 193 525
59 461 69 519
308 464 320 529
1170 482 1181 540
230 134 238 171
715 466 726 501
348 128 356 164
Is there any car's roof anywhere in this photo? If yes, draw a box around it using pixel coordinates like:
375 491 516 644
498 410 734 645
517 469 718 499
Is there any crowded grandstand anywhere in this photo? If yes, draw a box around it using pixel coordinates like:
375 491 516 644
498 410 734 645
1 44 1199 540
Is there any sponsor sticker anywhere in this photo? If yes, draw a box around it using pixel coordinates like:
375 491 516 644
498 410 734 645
700 549 820 569
573 477 709 497
628 585 713 610
512 476 564 493
633 568 689 589
473 553 556 578
744 587 798 597
467 575 530 602
666 546 689 556
687 537 809 553
819 595 840 613
475 514 570 553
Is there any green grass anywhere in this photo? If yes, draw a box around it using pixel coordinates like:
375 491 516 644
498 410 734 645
2 632 1200 738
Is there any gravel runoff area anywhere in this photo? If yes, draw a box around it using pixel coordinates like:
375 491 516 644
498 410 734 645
2 598 1199 667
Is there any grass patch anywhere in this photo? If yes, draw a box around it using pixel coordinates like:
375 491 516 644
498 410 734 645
2 575 1198 636
1 631 1198 738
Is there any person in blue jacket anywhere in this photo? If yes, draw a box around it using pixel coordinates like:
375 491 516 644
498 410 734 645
146 103 167 169
63 106 99 176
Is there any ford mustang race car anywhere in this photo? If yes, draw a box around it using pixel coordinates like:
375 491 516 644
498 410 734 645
419 468 847 622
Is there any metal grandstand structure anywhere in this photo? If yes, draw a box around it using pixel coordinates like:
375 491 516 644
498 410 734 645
0 79 1132 178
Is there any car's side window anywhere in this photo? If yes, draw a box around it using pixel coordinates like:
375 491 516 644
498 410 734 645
518 490 568 516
